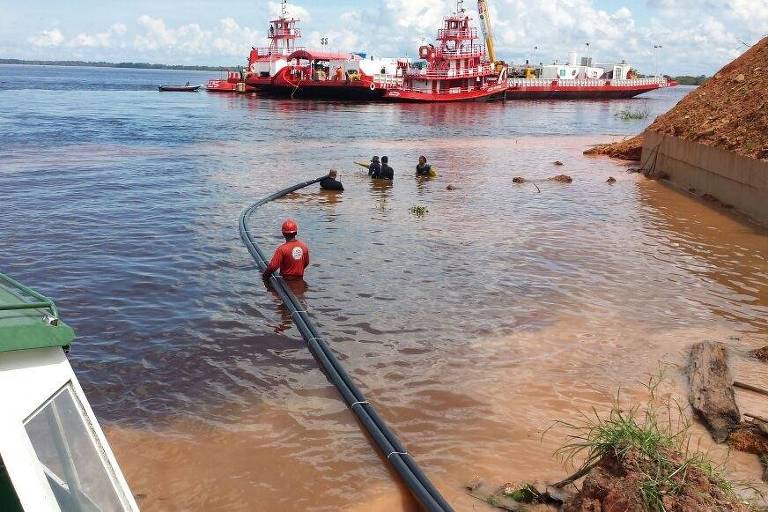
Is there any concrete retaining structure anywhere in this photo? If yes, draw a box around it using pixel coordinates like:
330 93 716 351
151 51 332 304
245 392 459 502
641 131 768 226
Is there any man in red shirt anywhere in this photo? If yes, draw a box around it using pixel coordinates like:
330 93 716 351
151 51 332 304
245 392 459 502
262 219 310 281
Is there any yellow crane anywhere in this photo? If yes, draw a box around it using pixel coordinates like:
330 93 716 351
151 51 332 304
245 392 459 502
477 0 497 64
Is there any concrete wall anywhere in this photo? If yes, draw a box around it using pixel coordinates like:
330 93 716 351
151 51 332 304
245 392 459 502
641 131 768 226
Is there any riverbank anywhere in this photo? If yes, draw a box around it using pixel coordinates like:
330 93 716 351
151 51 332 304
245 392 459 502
0 58 232 71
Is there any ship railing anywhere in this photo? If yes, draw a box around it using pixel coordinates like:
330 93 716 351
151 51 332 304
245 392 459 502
253 46 306 57
508 77 669 87
435 47 486 59
269 28 301 38
372 74 405 88
411 64 496 79
437 28 478 39
392 82 500 94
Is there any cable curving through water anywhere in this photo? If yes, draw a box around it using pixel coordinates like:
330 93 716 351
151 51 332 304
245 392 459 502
238 177 453 512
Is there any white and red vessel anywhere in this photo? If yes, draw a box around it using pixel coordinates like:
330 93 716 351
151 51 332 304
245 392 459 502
206 0 301 93
506 53 677 99
381 1 507 102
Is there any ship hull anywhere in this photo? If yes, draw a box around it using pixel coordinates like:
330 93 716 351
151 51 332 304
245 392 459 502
383 83 507 103
505 79 677 100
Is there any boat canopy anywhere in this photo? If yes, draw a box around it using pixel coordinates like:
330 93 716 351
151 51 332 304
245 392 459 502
287 49 357 62
0 273 74 353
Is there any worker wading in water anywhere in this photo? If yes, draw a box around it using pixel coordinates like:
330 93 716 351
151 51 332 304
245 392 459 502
320 169 344 191
415 155 432 177
368 156 382 179
263 219 310 281
380 156 394 180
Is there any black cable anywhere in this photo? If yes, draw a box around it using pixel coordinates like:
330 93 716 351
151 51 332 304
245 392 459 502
238 177 453 512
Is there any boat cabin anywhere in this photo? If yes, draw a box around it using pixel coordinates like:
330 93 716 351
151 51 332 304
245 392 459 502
0 273 138 512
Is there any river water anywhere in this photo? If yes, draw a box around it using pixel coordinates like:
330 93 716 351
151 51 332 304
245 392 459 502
2 65 767 511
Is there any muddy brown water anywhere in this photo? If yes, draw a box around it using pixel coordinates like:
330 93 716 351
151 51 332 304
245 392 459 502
2 68 767 510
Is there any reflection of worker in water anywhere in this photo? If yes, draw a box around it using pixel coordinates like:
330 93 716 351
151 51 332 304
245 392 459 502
415 155 432 177
380 156 394 180
263 219 310 281
320 169 344 191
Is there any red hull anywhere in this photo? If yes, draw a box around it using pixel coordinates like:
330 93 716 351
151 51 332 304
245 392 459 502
506 79 676 100
247 67 385 100
205 79 238 92
384 83 507 102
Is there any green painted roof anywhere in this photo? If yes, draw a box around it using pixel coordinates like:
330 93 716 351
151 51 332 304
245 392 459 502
0 273 74 353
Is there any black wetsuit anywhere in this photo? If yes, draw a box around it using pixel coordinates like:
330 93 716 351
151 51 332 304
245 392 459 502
368 162 382 179
320 176 344 191
381 164 394 180
416 163 432 176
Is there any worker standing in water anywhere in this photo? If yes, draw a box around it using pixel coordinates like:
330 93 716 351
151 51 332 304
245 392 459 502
320 169 344 191
368 156 382 178
263 219 310 281
415 156 432 177
380 156 394 180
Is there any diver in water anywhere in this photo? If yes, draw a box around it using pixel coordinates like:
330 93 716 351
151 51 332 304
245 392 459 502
368 156 382 179
320 169 344 191
380 156 394 180
415 155 432 177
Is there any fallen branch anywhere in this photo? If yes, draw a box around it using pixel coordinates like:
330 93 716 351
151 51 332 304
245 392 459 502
551 460 600 488
734 381 768 397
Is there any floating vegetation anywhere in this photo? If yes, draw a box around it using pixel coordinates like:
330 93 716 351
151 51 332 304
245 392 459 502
409 205 429 217
616 105 650 120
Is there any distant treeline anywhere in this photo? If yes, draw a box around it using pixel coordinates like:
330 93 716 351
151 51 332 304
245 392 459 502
0 59 235 71
673 75 709 85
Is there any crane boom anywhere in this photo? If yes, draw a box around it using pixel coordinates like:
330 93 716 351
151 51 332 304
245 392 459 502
477 0 496 63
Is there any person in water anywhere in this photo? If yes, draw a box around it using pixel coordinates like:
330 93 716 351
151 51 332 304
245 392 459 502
380 156 394 180
263 219 310 281
320 169 344 191
368 156 382 179
415 155 432 176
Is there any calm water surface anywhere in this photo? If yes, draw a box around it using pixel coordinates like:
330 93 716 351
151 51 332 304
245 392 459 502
2 65 767 511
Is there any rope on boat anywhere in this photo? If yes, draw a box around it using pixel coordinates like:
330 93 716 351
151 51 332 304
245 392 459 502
238 177 454 512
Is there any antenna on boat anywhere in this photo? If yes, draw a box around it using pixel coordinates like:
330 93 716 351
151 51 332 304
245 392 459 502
456 0 465 14
281 0 288 17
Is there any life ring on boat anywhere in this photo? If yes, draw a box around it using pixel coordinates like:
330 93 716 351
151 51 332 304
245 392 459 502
370 83 376 91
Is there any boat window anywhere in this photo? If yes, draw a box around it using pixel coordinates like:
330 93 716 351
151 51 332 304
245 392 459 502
24 385 128 512
0 455 24 512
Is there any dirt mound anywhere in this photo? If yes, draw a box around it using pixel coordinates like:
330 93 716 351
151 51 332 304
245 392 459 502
584 135 644 161
752 346 768 362
563 450 750 512
647 36 768 160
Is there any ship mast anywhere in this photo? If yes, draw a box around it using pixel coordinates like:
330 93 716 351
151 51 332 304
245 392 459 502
477 0 497 63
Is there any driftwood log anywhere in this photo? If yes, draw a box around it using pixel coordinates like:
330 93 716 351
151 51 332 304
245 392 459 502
687 342 741 443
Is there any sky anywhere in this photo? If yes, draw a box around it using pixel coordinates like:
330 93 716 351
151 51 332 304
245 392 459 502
0 0 766 75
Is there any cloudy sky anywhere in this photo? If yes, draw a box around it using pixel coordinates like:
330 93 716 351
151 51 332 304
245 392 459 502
0 0 765 75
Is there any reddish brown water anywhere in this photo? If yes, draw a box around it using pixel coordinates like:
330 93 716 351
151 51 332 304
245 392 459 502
2 68 767 510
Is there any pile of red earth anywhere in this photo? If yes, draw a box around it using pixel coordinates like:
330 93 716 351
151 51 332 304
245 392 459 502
584 134 644 161
564 450 750 512
649 36 768 160
585 35 768 161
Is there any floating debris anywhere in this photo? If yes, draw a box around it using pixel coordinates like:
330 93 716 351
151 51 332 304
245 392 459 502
409 205 429 217
554 160 564 166
548 174 573 183
606 177 617 184
512 177 527 183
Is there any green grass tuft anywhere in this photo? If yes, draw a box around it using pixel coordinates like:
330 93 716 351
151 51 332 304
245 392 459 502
616 105 650 120
553 370 740 511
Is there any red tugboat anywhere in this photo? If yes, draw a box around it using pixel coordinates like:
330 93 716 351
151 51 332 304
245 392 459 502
382 0 508 102
206 0 301 93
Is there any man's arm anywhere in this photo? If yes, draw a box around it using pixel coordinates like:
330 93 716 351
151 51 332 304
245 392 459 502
303 246 310 269
262 248 282 280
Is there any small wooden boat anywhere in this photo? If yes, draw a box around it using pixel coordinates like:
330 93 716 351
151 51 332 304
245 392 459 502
158 84 201 92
